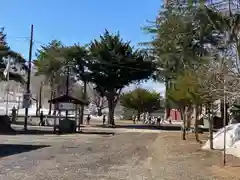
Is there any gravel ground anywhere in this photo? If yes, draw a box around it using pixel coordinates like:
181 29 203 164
0 131 240 180
0 132 158 180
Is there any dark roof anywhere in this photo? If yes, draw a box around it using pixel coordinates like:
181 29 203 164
153 109 165 113
48 95 88 105
151 109 165 114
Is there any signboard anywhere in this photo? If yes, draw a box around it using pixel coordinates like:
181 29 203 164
22 92 32 108
58 103 75 110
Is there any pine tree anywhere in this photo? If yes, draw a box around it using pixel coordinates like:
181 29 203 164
0 28 26 83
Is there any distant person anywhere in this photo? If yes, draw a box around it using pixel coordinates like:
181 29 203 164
157 116 161 126
39 111 45 126
103 115 106 125
133 117 136 124
169 116 172 124
137 115 141 124
11 106 17 123
148 116 152 124
154 116 158 125
161 116 164 123
132 115 136 124
86 115 91 125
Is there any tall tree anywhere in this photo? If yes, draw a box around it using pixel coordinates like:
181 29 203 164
30 74 45 115
87 30 156 125
62 44 89 124
198 7 240 134
168 61 222 142
167 70 196 140
34 40 65 114
120 88 162 121
143 4 221 119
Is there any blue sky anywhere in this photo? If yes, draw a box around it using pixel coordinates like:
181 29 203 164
1 0 165 94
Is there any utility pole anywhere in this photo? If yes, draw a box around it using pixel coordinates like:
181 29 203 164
65 66 70 119
223 76 227 166
223 0 232 166
79 79 86 130
39 81 43 114
24 24 34 131
66 66 70 96
5 56 10 115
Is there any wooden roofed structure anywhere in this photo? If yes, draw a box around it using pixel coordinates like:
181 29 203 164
48 95 88 133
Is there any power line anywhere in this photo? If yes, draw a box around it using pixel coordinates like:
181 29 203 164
3 35 155 72
6 36 30 41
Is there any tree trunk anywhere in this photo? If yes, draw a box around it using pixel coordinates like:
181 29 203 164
79 106 84 124
137 110 141 121
48 90 53 115
97 107 102 116
180 107 186 140
35 98 39 116
52 90 56 115
107 100 115 126
78 106 81 129
166 108 171 119
186 105 193 131
165 79 171 119
195 105 200 142
207 103 213 149
38 82 43 115
107 94 116 126
144 112 147 121
80 80 87 124
53 105 57 115
52 86 57 115
97 97 104 116
209 119 214 149
48 76 55 115
220 101 229 127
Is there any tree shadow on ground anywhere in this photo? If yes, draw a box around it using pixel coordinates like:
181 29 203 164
0 144 50 158
95 124 182 131
0 128 115 136
78 131 115 135
0 129 56 135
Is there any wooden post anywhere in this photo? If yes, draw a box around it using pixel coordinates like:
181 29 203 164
24 24 34 131
59 110 61 132
75 104 77 132
54 104 57 133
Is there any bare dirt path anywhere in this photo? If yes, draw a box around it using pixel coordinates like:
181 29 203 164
149 132 240 180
